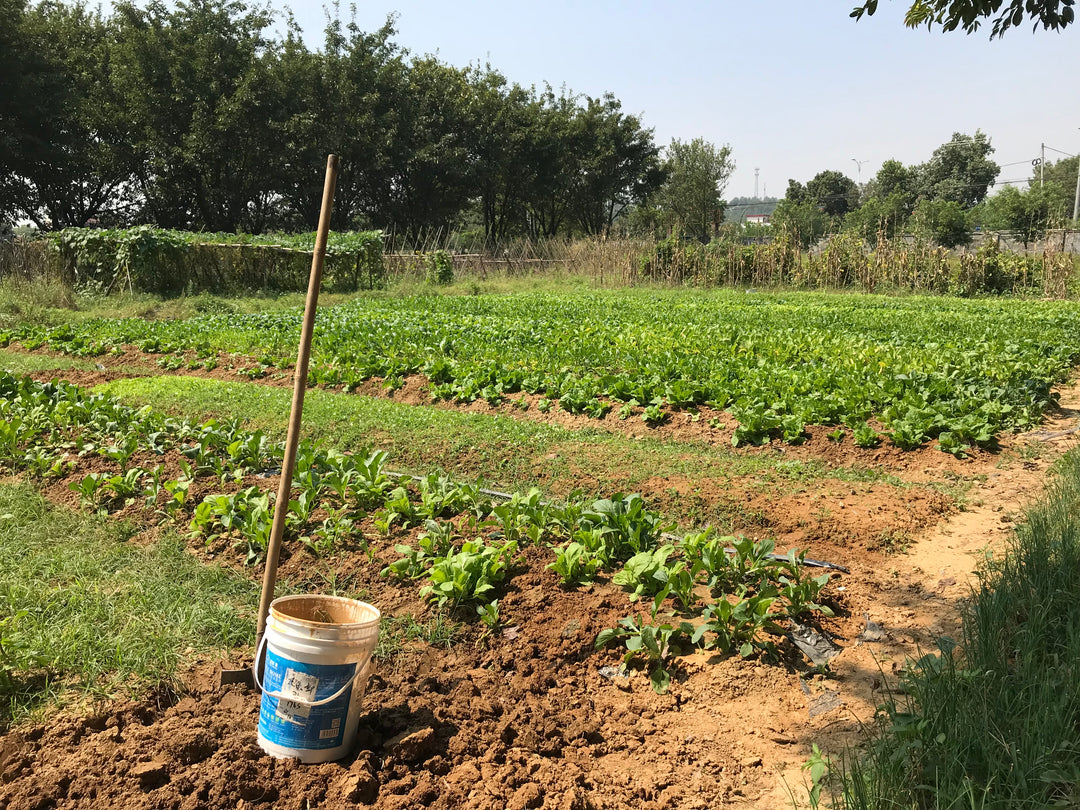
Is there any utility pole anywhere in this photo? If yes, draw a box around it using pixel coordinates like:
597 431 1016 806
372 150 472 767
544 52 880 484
1074 129 1080 222
1041 143 1045 188
1073 156 1080 221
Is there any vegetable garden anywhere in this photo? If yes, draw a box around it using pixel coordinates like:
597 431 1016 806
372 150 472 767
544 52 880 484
8 290 1080 455
0 285 1078 809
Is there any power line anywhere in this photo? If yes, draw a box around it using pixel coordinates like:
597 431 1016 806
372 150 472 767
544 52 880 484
1043 145 1077 158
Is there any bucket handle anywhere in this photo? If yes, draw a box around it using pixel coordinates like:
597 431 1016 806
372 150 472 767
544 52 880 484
254 635 371 708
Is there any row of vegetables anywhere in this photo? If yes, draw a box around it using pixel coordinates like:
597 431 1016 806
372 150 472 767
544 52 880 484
6 290 1080 454
0 371 836 691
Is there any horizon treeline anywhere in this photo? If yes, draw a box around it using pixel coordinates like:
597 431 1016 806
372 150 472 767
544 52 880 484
0 0 671 238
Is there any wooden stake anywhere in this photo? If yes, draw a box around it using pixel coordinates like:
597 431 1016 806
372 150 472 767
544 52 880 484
256 155 339 641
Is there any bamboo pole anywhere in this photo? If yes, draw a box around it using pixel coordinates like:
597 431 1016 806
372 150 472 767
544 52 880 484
255 154 339 641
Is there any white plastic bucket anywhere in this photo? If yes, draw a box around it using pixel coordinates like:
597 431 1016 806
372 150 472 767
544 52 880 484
256 594 380 763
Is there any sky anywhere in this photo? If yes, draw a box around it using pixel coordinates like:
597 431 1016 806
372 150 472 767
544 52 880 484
239 1 1079 201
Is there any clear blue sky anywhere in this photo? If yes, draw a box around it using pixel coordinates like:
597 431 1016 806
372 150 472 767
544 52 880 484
276 0 1077 199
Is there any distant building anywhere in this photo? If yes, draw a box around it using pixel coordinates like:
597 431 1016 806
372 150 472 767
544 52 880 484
744 214 771 226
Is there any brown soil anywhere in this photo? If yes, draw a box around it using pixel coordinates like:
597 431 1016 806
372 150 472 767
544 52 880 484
2 353 1079 809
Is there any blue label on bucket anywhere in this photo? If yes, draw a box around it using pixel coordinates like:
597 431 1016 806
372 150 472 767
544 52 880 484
258 649 357 751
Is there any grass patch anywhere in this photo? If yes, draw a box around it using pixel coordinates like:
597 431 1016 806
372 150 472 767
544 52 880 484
0 348 98 376
0 483 259 724
824 447 1080 808
375 613 462 663
94 375 892 513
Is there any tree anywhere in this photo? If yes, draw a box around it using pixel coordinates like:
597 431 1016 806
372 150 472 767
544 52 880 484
655 138 735 240
844 191 912 240
1028 155 1078 222
569 94 664 236
976 185 1055 245
851 0 1075 38
111 0 284 232
14 2 141 228
0 0 35 225
772 181 830 247
911 197 970 247
805 170 860 217
846 159 918 239
466 67 538 241
266 12 408 231
913 131 999 208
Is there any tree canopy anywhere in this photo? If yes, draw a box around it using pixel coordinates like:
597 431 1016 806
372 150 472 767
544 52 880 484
654 138 734 240
852 0 1075 38
0 0 665 239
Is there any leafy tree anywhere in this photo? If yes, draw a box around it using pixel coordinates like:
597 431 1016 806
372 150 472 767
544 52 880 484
267 12 407 231
844 191 912 240
111 0 283 232
772 191 830 247
851 0 1075 38
466 67 538 241
655 137 735 240
1028 155 1078 222
522 88 583 237
911 197 971 247
913 131 1000 208
774 173 856 246
569 94 665 236
975 185 1055 245
0 0 35 225
14 2 140 228
805 170 860 217
374 56 476 233
867 159 917 208
846 160 918 239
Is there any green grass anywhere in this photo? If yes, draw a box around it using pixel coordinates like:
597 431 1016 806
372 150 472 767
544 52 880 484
0 349 97 376
95 375 905 517
375 613 462 662
0 483 259 724
826 447 1080 808
0 276 382 331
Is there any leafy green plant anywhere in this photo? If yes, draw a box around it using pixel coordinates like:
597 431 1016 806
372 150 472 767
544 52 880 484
692 591 782 658
417 473 468 519
853 422 880 449
162 477 191 516
732 402 782 447
382 519 458 581
419 539 517 609
777 570 833 619
374 486 421 535
595 614 692 694
476 599 500 630
547 541 604 586
302 512 357 557
641 403 668 426
612 546 678 602
101 433 140 469
103 467 146 502
352 450 392 509
70 473 108 512
937 431 970 458
578 493 670 562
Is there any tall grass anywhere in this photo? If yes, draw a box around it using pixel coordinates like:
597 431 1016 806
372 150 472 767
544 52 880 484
827 448 1080 808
